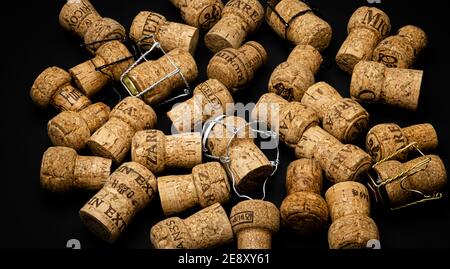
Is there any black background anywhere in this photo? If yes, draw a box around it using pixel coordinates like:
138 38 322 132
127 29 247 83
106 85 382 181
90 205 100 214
0 0 449 249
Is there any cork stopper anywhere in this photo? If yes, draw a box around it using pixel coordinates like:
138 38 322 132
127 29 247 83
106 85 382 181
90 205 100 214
325 181 370 222
150 203 233 249
167 79 234 133
59 0 101 38
40 146 111 192
336 6 391 73
230 200 280 249
328 214 379 249
204 0 264 53
122 48 198 105
80 162 157 243
169 0 224 30
302 82 369 143
265 0 332 51
286 159 323 194
207 41 267 92
84 17 126 53
131 130 202 174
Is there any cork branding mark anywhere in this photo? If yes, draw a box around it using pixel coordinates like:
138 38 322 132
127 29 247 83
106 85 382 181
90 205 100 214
142 13 164 37
227 0 261 24
351 188 370 202
86 196 127 231
274 83 294 101
362 9 389 36
230 211 254 226
117 165 155 197
165 219 186 249
144 131 159 167
196 171 225 203
115 102 138 117
216 50 247 84
67 1 96 30
199 83 222 110
110 178 135 199
377 52 398 68
58 87 84 105
198 4 222 29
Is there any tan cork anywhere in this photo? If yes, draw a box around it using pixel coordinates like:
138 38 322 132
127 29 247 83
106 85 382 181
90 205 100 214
170 0 224 31
373 25 427 68
158 162 230 216
336 6 391 73
265 0 332 51
131 130 202 174
40 146 111 192
325 181 370 222
230 200 280 249
48 102 110 151
80 162 157 243
88 97 157 164
30 66 91 112
122 48 198 105
130 11 199 55
150 203 233 249
268 45 322 101
204 0 264 53
328 214 379 249
351 60 424 111
302 82 369 143
207 41 267 92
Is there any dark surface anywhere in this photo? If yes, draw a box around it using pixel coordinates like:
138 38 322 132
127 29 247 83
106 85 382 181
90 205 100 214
0 0 449 249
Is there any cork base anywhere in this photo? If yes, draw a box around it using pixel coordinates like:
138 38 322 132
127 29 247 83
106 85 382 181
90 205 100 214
79 209 114 242
237 228 271 249
47 111 90 151
231 160 274 194
204 28 240 53
328 214 379 249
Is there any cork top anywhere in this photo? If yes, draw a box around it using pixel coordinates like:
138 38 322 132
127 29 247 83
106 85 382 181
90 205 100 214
30 66 72 108
230 200 280 235
84 17 126 52
95 41 134 81
222 0 264 33
325 181 370 222
252 93 288 123
170 0 224 30
288 45 323 75
78 102 111 133
59 0 101 37
397 25 428 55
347 6 391 40
40 147 77 192
110 97 157 132
403 123 438 151
350 60 386 103
286 159 323 195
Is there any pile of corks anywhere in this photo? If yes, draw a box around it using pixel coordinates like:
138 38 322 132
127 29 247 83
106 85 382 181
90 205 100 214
31 0 447 249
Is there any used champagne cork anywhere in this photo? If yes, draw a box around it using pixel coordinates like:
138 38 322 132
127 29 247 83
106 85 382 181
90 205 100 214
150 203 233 249
131 130 202 174
167 79 234 133
268 45 322 101
336 6 391 74
325 181 370 222
230 200 280 249
169 0 224 30
48 103 110 151
40 146 112 192
158 162 230 216
70 40 134 97
121 48 198 105
302 82 369 143
130 11 200 55
88 97 157 164
373 25 427 68
30 66 91 112
280 159 329 235
328 214 379 249
265 0 332 51
204 0 264 53
80 162 157 243
350 60 424 111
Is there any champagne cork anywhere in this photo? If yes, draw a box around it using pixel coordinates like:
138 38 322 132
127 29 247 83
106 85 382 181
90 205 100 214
48 103 110 151
30 66 91 112
350 60 424 111
373 25 427 68
280 159 329 235
207 41 267 92
70 40 134 97
122 48 198 105
336 6 391 73
204 0 264 53
150 203 233 249
130 11 200 55
295 126 372 184
325 182 370 222
88 97 157 164
131 130 202 174
328 214 379 249
265 0 332 51
268 45 322 101
302 82 369 143
205 116 273 194
167 79 234 133
230 200 280 249
80 162 157 243
40 146 112 192
158 162 230 216
170 0 224 30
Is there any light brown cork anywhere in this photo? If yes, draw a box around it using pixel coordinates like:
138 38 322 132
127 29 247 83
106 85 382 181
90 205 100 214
170 0 224 31
328 214 379 249
88 97 157 164
30 66 91 112
48 102 110 151
373 25 427 68
131 130 202 174
40 146 111 192
230 200 280 249
325 181 370 222
207 41 267 92
150 203 233 249
302 82 369 143
204 0 264 53
130 11 199 55
265 0 332 51
80 162 157 243
268 45 322 101
351 60 424 111
336 6 391 73
158 162 230 216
